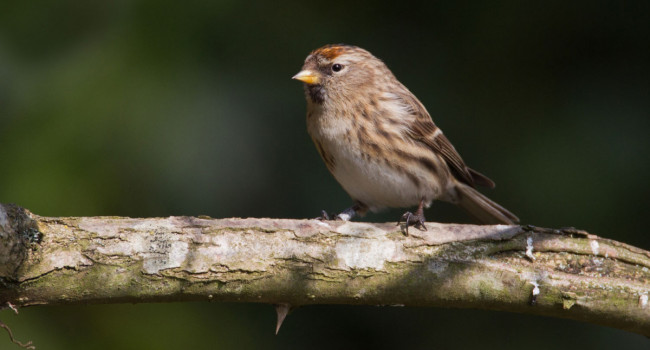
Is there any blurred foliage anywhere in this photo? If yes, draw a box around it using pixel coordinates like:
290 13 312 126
1 0 648 349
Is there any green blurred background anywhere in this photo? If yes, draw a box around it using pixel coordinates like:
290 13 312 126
1 0 648 349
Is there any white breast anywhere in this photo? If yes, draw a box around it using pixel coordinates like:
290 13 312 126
308 111 443 211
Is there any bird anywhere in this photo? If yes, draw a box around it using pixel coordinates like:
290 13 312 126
292 44 519 232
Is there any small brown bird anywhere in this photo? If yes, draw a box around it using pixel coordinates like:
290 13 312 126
293 44 518 231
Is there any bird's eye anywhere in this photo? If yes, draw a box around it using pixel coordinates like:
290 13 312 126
332 64 343 72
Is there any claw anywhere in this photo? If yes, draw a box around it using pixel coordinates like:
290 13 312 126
317 210 331 220
398 199 428 235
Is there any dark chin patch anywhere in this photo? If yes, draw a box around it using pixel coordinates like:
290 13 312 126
307 85 325 104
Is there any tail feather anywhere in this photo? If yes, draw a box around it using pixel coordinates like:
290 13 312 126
456 184 519 225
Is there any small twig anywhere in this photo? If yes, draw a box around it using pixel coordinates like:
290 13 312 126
0 321 35 349
6 303 19 314
1 303 36 348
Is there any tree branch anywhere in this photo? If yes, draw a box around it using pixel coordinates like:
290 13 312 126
1 203 649 336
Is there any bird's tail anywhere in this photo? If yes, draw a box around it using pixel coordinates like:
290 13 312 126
455 184 519 225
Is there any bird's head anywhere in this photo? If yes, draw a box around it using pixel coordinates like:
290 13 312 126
292 44 391 104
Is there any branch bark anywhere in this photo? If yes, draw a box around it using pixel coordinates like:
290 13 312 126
1 203 649 336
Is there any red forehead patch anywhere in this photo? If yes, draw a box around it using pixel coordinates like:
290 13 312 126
312 45 349 60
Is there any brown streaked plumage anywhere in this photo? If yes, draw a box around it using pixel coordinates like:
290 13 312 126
293 44 519 229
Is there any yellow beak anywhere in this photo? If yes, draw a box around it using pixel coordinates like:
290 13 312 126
292 70 320 85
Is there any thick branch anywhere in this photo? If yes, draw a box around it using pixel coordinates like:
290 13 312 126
1 203 649 336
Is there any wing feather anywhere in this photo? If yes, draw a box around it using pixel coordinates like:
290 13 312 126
392 87 494 188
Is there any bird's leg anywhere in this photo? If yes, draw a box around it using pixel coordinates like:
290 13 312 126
335 206 357 221
318 202 367 221
398 199 428 235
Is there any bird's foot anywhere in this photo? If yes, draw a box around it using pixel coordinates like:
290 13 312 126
397 200 428 235
316 205 360 221
397 211 427 235
317 210 333 220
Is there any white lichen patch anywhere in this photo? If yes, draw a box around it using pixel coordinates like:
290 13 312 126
0 206 8 234
590 240 600 256
133 217 180 232
186 238 241 273
187 245 226 273
142 239 189 274
80 217 182 238
21 250 95 280
640 294 648 308
530 280 540 296
185 231 301 273
525 236 535 261
92 227 190 274
336 222 387 238
335 237 396 270
78 218 123 237
315 220 330 228
95 233 148 256
48 251 92 269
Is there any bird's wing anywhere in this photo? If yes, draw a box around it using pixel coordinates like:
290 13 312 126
393 88 495 188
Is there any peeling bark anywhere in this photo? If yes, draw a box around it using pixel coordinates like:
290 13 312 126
1 203 649 336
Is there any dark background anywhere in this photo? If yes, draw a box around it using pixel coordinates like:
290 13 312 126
1 1 648 349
